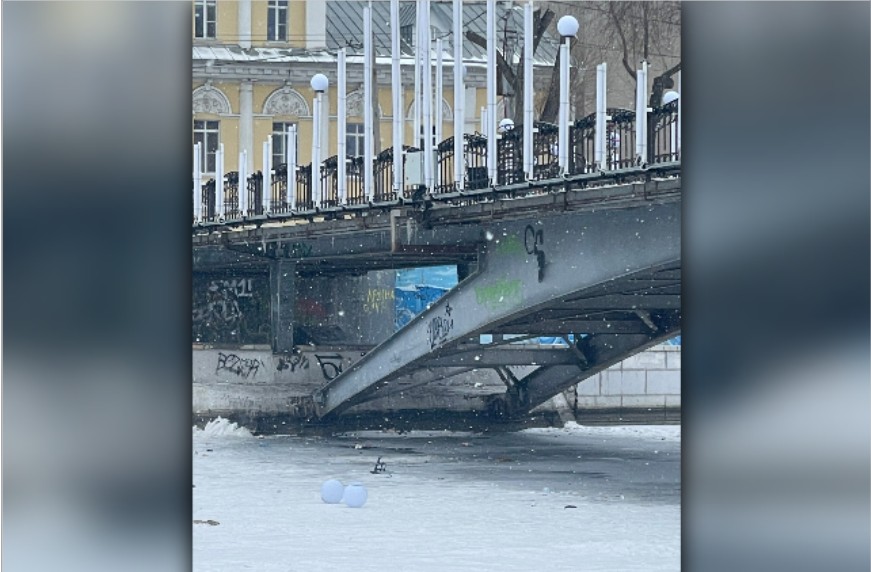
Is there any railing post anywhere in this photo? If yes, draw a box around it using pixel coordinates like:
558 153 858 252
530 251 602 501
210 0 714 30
595 63 608 171
363 6 374 202
338 48 347 205
677 71 681 157
558 39 570 175
422 0 434 192
262 139 271 214
523 0 534 180
216 143 224 220
413 0 422 149
391 0 404 195
310 74 328 208
238 150 247 218
193 142 202 223
486 0 497 186
453 0 464 191
287 126 296 210
635 60 649 165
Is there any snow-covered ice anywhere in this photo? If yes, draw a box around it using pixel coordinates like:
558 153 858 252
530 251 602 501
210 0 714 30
194 418 680 571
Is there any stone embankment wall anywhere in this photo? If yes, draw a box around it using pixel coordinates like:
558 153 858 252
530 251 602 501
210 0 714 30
193 343 681 430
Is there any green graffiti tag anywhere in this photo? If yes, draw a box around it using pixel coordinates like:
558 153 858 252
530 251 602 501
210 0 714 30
493 235 525 256
363 288 395 313
475 279 523 310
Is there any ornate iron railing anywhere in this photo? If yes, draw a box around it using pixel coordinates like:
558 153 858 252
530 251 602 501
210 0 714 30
201 179 216 223
649 99 679 164
607 108 638 170
247 171 263 216
465 133 489 190
195 104 679 224
320 156 340 208
271 163 289 215
296 164 313 210
497 126 523 186
223 171 239 221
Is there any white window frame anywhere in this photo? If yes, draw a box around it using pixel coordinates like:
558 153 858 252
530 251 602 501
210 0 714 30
194 120 220 175
346 123 365 158
194 0 217 40
272 122 298 166
267 0 288 42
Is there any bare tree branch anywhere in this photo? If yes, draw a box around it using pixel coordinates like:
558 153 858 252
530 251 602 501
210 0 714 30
608 2 637 81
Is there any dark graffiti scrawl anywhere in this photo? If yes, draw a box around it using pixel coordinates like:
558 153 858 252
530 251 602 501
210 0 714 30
314 354 344 381
524 225 546 282
193 274 269 345
216 352 266 379
194 283 243 331
277 354 310 373
426 302 454 349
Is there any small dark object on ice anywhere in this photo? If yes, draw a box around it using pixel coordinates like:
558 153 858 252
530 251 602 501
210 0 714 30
193 519 220 526
206 449 213 452
564 505 577 509
371 456 387 474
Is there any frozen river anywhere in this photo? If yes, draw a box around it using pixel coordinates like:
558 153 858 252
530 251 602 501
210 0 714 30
193 419 680 571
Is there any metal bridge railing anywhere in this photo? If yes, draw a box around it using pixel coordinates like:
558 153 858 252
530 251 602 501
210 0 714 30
194 104 679 225
649 99 680 164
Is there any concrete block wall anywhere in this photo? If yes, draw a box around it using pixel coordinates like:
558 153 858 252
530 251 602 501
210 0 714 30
568 343 681 411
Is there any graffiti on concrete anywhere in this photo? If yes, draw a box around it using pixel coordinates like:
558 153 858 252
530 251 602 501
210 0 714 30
193 274 268 345
315 354 344 381
363 288 395 313
524 224 546 282
426 302 455 349
284 242 313 258
216 352 266 379
277 354 310 373
494 234 525 256
193 283 244 340
474 278 523 310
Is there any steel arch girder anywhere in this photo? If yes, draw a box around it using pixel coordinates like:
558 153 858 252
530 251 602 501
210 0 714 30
313 201 681 418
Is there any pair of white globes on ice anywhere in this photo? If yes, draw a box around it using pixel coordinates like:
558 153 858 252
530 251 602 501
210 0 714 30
321 479 367 508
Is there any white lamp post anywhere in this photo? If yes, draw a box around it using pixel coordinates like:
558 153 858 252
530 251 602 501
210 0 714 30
595 62 608 171
310 73 329 208
193 143 202 223
338 49 347 204
523 0 534 180
453 0 464 190
391 0 403 195
486 0 497 185
557 15 579 175
663 90 680 160
635 60 649 165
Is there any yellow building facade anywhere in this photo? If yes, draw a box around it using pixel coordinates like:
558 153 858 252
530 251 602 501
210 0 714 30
192 0 500 179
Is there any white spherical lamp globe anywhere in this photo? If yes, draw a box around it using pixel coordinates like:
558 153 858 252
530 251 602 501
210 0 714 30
662 90 680 105
557 15 580 38
321 479 344 504
343 482 368 508
310 73 329 92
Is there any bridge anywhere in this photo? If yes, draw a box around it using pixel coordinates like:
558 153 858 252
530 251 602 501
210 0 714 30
192 101 680 428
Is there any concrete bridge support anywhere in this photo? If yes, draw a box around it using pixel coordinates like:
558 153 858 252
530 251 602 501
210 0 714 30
269 259 295 353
